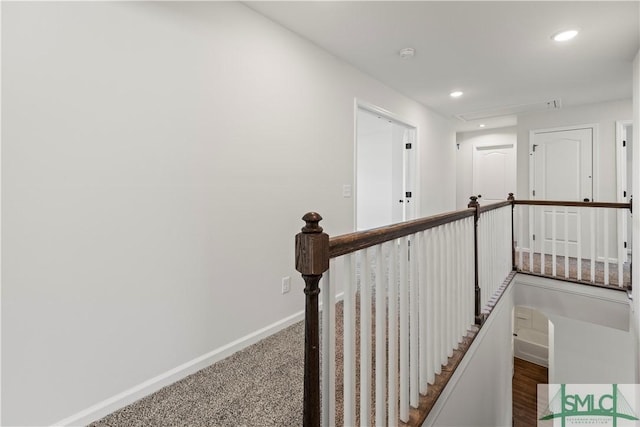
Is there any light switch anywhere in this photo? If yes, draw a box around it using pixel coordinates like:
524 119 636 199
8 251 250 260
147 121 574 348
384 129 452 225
343 185 352 198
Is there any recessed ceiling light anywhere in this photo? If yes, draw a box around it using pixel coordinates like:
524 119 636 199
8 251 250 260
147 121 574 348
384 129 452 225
399 47 415 59
450 91 463 98
552 29 578 42
479 124 486 128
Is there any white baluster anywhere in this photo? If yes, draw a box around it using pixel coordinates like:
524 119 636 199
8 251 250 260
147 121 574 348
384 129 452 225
433 227 442 375
410 233 419 408
604 209 609 286
591 209 596 282
426 228 436 384
360 248 372 427
529 205 534 273
321 260 336 427
518 205 523 270
446 222 455 356
540 207 546 275
388 241 398 426
552 206 557 277
375 244 386 426
399 236 410 422
617 209 624 287
577 207 582 281
438 226 447 365
419 231 428 394
564 207 569 278
343 253 355 427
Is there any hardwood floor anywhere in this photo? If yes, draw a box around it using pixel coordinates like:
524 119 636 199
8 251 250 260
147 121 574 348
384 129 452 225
513 357 548 427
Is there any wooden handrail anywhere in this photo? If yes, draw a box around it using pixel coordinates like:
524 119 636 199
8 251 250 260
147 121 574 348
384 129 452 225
478 200 512 214
329 208 475 258
514 200 631 209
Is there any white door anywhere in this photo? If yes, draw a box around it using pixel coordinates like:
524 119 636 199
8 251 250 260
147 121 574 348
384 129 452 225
356 108 416 231
531 127 593 256
472 143 516 205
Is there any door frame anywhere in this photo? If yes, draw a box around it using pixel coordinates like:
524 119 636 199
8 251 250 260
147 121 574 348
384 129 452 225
616 119 633 262
528 123 599 202
354 99 419 231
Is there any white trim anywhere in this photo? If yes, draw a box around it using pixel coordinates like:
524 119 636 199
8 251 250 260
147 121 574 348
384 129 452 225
616 120 633 264
515 273 630 305
51 310 306 427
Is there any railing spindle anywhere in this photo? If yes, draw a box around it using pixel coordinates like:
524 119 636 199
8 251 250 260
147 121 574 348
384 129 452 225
387 241 398 426
375 244 386 426
360 248 372 427
552 206 557 277
343 253 355 427
591 209 596 282
564 206 569 278
577 207 583 281
410 233 419 408
419 231 428 394
399 236 410 422
604 209 610 286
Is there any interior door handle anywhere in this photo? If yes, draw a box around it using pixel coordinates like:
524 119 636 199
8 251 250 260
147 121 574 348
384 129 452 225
583 198 590 202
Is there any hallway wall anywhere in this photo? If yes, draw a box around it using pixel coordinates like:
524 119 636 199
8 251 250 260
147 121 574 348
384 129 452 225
1 3 456 425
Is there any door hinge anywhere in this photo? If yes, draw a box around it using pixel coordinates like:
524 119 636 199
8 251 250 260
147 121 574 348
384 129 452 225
624 190 627 197
532 189 536 197
405 191 412 198
532 234 536 241
405 143 412 149
624 241 628 249
623 140 627 147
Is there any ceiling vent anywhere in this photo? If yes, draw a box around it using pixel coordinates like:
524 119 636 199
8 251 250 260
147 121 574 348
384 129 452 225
456 99 562 122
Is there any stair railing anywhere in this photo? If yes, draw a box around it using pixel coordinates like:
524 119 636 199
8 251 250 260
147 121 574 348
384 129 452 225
295 195 514 427
294 194 632 427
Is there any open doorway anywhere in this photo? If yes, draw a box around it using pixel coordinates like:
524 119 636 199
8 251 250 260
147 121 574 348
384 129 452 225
355 105 416 231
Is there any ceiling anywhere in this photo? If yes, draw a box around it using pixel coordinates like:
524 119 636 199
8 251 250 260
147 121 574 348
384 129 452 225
245 1 639 132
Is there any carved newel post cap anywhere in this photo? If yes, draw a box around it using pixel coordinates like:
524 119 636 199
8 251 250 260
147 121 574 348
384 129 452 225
508 193 515 201
301 212 323 233
296 212 330 275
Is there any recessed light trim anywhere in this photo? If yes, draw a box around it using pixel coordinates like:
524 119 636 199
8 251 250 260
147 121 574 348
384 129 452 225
552 29 578 42
479 124 486 128
450 91 463 98
399 47 415 59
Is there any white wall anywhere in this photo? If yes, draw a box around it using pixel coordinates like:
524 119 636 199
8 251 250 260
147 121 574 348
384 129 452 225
633 49 640 382
547 314 635 385
514 275 630 332
517 99 633 203
456 126 517 209
424 285 514 427
1 3 456 426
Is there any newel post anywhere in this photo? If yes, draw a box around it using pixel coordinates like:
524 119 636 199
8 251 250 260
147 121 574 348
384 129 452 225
508 193 517 271
295 212 329 427
468 196 482 325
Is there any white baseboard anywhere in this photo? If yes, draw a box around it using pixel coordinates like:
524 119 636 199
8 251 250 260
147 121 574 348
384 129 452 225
52 310 305 427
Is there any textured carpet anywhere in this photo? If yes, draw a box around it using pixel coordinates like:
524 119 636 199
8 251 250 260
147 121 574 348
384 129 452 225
89 322 304 427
